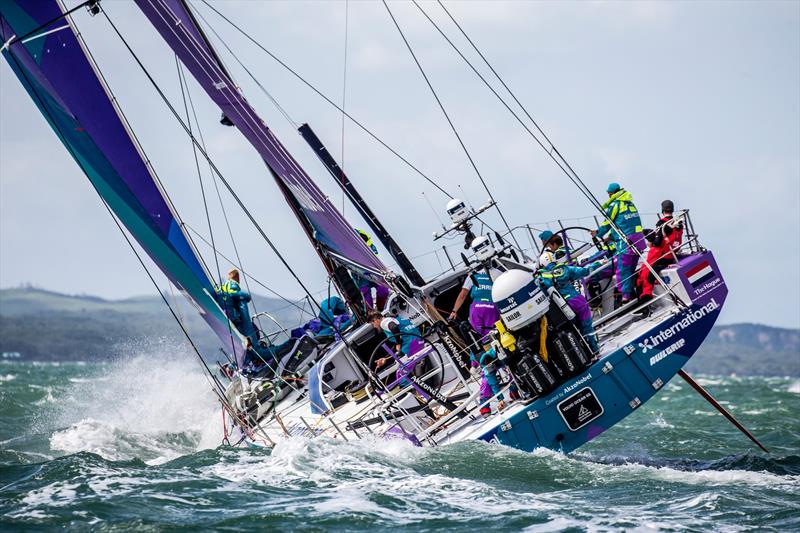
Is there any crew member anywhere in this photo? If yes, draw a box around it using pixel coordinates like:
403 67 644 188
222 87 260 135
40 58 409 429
639 200 684 305
592 182 646 304
216 268 257 342
354 229 389 311
539 230 575 263
538 252 602 353
368 311 423 369
449 268 502 339
316 295 354 338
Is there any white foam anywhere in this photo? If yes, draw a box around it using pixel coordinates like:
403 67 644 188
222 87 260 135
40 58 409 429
788 380 800 394
0 373 16 382
649 413 675 429
48 344 220 463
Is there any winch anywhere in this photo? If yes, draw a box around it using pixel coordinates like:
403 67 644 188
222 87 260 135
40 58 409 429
491 269 591 396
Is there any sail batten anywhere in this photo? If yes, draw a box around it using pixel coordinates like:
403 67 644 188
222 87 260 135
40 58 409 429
0 0 244 364
134 0 390 284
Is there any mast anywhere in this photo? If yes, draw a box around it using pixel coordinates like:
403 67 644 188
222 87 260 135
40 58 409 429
299 123 426 287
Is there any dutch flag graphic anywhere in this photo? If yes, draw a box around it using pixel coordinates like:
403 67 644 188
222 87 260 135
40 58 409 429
686 260 715 287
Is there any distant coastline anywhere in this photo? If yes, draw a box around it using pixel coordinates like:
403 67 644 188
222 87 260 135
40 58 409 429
1 287 798 377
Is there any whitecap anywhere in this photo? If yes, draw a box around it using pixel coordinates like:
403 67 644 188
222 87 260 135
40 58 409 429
46 344 221 463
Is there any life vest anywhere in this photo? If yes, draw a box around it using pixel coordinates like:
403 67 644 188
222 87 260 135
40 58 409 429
219 280 241 294
469 272 494 303
597 189 644 248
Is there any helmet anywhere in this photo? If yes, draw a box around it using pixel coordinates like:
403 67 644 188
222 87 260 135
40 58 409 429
471 235 494 262
539 251 556 268
607 182 621 194
539 230 554 245
446 198 468 224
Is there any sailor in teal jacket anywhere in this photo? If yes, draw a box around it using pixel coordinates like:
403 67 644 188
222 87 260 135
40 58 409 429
353 229 389 311
538 253 601 353
216 268 257 342
317 296 354 337
593 182 647 302
368 312 424 370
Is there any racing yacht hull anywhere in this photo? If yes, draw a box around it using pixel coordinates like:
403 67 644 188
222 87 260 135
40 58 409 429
238 251 727 455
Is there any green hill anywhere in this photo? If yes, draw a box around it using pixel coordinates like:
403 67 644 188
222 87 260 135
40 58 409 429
0 287 307 361
687 323 800 377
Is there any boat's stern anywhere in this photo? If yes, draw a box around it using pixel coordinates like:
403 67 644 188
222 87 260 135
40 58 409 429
661 250 728 310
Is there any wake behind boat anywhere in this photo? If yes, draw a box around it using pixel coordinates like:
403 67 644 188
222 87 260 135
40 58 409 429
0 0 760 457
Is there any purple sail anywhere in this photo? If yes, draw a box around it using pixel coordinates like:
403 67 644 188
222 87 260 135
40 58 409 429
134 0 389 283
0 0 245 365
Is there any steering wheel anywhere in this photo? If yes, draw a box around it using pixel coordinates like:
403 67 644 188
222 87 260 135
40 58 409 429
367 333 445 403
553 225 606 254
549 226 616 303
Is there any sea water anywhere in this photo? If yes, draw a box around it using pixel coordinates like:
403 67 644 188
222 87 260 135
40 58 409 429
1 350 798 531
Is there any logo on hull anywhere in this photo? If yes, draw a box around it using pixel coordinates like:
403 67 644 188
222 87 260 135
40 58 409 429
638 298 719 354
649 338 686 366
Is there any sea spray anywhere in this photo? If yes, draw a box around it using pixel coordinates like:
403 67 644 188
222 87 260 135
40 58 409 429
46 342 220 464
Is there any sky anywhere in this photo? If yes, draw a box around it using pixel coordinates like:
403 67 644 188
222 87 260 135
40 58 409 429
1 0 798 328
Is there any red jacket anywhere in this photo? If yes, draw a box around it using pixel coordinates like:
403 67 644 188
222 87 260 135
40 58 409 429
645 216 683 263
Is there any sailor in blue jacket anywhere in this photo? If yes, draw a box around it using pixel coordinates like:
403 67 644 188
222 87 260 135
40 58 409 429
592 182 646 303
538 252 601 353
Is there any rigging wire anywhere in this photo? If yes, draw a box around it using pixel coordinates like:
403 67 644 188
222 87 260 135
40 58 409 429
381 0 521 250
180 55 264 308
417 1 604 214
101 9 326 317
196 0 452 199
176 59 265 331
175 57 221 282
175 57 241 358
422 1 679 297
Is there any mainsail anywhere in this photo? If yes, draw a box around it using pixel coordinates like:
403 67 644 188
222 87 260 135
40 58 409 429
133 0 390 290
0 0 244 364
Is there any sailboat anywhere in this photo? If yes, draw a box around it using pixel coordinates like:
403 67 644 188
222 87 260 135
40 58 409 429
1 0 764 455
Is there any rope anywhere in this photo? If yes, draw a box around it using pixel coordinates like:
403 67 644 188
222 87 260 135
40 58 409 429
381 0 521 250
196 0 453 199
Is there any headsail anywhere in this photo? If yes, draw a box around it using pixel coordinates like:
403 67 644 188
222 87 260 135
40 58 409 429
0 0 244 364
133 0 390 289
